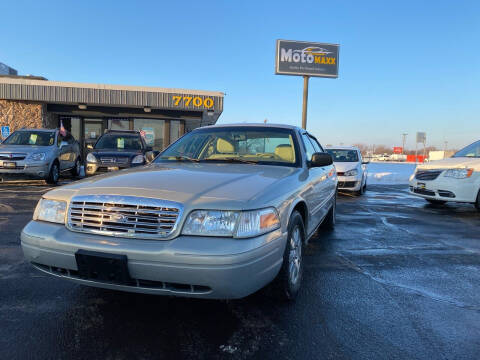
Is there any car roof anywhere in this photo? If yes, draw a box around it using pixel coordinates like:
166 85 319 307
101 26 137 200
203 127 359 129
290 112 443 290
325 145 360 151
17 128 57 132
200 123 303 131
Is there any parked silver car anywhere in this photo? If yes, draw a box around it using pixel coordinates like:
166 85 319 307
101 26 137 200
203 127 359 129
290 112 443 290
0 128 82 184
21 124 337 300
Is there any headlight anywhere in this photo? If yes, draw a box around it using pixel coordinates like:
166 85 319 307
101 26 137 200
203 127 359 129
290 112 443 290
33 198 67 224
344 169 358 176
28 152 46 161
182 210 239 236
86 153 97 163
181 207 280 238
132 154 145 164
444 168 474 179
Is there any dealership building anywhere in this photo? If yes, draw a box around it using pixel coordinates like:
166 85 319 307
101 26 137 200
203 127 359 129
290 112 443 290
0 74 224 155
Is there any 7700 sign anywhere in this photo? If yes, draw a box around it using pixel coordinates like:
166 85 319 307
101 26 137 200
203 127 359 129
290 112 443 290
172 96 214 109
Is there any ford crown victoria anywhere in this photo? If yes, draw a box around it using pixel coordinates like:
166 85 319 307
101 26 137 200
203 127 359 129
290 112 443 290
21 124 337 300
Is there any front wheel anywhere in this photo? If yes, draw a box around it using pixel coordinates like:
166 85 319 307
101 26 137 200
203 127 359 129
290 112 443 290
272 211 305 301
475 190 480 211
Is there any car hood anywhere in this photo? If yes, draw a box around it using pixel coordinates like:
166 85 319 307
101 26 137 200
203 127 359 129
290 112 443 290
417 157 480 171
45 163 300 209
0 144 52 153
333 162 359 172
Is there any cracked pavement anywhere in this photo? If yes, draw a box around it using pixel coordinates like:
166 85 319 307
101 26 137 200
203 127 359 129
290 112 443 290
0 182 479 359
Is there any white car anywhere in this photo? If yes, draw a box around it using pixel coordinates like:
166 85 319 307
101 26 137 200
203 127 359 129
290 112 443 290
326 146 368 195
409 140 480 209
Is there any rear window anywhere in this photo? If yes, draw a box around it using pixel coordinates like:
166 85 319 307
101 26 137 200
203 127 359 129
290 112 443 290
326 149 359 162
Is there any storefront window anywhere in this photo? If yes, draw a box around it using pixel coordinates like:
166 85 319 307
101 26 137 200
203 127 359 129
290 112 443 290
170 120 181 143
108 118 130 131
133 118 164 150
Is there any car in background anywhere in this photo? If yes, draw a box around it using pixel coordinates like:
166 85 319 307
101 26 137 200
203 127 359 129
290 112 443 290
85 130 155 176
0 128 82 184
326 146 368 195
409 140 480 210
21 124 337 300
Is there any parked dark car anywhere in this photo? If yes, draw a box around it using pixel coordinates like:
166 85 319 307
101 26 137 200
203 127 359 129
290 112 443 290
85 130 155 176
0 128 82 184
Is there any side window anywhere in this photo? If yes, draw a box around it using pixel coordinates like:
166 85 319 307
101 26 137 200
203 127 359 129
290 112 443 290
308 135 323 153
301 134 316 161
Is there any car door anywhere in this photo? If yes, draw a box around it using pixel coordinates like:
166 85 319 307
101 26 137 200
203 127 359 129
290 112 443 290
57 134 73 170
309 135 337 202
300 132 329 234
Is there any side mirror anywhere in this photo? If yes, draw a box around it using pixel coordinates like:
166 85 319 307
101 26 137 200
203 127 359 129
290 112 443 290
362 161 370 165
310 152 333 168
86 144 93 150
145 151 156 163
60 141 68 148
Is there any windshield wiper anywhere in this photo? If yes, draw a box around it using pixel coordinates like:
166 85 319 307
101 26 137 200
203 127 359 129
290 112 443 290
204 158 259 165
164 155 200 162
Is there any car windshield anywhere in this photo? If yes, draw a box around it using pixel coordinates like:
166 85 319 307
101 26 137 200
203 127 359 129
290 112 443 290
95 134 142 150
155 127 298 166
3 131 55 146
453 140 480 158
326 149 359 162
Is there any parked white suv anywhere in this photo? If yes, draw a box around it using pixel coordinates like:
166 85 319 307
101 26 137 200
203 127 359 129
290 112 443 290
326 146 368 195
409 140 480 209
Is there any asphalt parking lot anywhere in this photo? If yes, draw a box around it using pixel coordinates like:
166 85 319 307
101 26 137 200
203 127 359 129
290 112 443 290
1 181 479 360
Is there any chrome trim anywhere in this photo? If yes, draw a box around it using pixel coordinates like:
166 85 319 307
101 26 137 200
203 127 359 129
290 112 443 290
66 195 183 240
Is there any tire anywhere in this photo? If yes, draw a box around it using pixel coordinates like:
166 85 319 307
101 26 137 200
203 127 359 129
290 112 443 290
426 199 446 205
356 177 365 195
71 157 81 177
46 161 60 185
272 210 305 301
321 194 336 230
475 190 480 211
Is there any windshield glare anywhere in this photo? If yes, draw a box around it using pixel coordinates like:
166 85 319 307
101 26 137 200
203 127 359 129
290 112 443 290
453 140 480 158
156 128 298 166
95 134 142 150
326 149 359 162
3 131 55 146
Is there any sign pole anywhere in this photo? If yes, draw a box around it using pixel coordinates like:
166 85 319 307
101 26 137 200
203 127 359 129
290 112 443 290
302 76 309 129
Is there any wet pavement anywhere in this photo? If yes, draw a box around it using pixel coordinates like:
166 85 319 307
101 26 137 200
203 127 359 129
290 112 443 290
1 182 479 359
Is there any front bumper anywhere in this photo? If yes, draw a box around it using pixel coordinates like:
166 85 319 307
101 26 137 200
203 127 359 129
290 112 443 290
21 220 286 299
85 162 143 176
409 174 479 203
337 175 362 191
0 162 49 180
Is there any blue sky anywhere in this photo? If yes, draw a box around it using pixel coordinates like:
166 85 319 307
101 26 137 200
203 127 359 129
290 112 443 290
1 0 479 149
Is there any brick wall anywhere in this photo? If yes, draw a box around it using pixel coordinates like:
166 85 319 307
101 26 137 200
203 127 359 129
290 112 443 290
0 100 44 137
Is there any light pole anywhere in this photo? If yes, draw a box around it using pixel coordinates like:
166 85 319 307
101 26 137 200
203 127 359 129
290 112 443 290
401 133 408 154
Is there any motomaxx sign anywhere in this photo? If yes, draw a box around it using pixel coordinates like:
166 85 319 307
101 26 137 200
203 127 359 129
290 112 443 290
275 40 339 78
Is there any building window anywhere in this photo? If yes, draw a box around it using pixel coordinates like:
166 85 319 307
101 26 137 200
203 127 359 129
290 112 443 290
108 118 130 131
133 118 164 151
170 120 181 143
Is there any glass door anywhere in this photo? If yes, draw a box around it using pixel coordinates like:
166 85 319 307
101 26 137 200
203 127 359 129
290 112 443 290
84 119 104 154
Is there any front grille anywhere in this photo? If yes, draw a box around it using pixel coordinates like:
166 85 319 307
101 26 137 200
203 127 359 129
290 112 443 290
0 153 27 161
100 157 129 164
338 181 357 188
413 188 436 196
415 170 443 180
336 172 345 176
67 195 183 239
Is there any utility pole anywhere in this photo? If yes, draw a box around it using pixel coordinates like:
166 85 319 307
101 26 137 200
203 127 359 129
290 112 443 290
401 133 408 154
301 76 309 129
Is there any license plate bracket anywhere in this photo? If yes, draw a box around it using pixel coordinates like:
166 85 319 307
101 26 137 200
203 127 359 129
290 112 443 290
107 166 119 171
75 250 132 284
